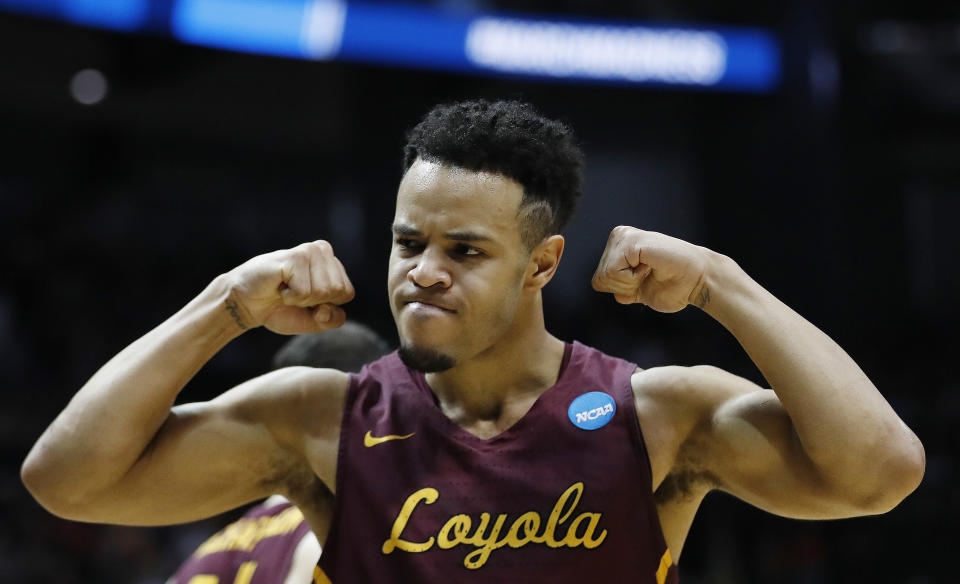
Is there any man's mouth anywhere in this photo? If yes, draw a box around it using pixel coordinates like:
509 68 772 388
403 300 456 313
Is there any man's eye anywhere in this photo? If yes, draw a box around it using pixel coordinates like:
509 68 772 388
396 238 423 251
455 244 482 257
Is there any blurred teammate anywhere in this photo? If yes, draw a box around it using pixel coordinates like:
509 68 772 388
23 100 924 584
168 324 388 584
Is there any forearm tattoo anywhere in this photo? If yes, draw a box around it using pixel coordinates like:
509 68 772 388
695 286 711 309
224 299 248 331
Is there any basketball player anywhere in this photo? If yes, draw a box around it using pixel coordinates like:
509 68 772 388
22 100 924 583
168 324 389 584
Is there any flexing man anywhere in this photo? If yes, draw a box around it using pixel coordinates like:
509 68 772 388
22 100 924 583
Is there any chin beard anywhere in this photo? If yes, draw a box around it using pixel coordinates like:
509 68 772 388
398 345 456 373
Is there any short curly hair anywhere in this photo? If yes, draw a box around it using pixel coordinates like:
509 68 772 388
403 99 584 250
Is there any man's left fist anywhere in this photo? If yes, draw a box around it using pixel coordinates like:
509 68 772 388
591 226 711 313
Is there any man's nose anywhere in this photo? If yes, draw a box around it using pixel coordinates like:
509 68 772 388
408 246 452 288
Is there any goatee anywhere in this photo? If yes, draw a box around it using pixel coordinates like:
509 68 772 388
398 345 456 373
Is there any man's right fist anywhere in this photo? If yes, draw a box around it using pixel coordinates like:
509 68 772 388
221 240 355 335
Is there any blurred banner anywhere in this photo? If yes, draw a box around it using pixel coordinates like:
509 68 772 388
0 0 780 91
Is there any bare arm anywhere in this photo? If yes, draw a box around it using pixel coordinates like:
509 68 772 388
21 241 354 524
692 254 923 513
595 227 924 518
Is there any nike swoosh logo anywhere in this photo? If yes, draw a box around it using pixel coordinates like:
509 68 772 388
364 430 415 447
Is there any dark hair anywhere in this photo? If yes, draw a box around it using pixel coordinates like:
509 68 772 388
271 322 390 372
403 99 584 249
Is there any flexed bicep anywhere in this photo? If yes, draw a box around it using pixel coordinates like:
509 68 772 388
37 367 347 526
685 366 880 520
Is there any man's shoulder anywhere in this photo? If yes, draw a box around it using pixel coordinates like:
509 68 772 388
279 365 352 389
563 340 736 409
629 365 768 463
245 365 352 403
219 366 351 439
273 366 352 421
629 365 753 449
630 364 744 409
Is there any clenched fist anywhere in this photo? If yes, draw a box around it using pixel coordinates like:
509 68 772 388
591 226 711 313
221 240 355 334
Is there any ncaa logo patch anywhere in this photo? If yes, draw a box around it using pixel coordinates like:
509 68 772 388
567 391 617 430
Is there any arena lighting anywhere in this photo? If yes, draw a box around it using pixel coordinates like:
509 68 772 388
0 0 149 31
70 68 109 104
465 18 729 86
172 0 345 58
0 0 780 92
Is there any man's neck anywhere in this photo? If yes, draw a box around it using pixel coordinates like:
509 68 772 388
424 304 566 438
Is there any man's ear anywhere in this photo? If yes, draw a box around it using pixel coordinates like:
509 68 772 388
525 235 565 291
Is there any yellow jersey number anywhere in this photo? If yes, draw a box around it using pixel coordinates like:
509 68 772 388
187 561 257 584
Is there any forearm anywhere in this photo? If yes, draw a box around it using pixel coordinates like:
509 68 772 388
699 251 924 487
22 275 243 505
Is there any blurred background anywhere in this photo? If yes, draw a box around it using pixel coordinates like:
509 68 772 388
0 0 956 582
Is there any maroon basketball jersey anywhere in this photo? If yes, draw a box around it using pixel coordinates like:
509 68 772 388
171 499 313 584
317 341 679 583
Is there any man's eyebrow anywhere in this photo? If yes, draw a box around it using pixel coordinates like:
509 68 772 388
391 224 421 236
391 224 494 243
445 231 493 243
